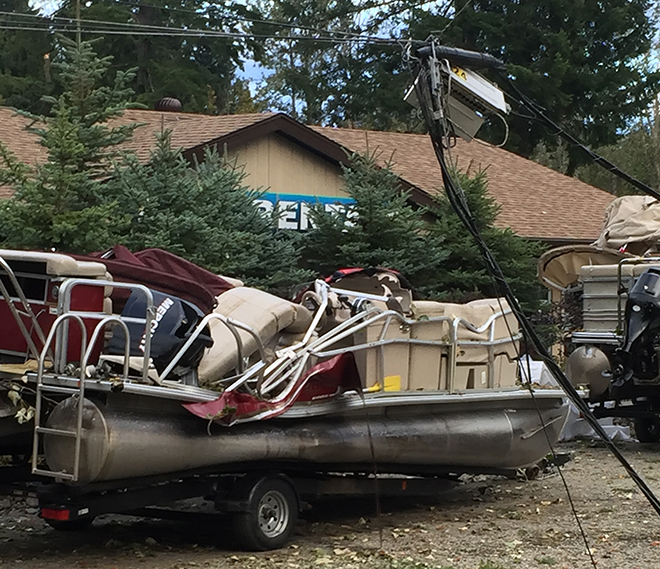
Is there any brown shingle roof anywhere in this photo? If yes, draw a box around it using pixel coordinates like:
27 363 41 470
311 127 614 242
0 109 47 198
115 109 277 162
0 106 276 198
0 106 614 241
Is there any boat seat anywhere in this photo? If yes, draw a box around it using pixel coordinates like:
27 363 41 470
0 249 107 278
358 298 520 392
197 287 313 384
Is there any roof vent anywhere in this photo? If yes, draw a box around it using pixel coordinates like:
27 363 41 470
155 97 182 112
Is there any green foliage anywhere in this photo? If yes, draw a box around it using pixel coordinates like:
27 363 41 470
428 171 544 311
0 0 53 114
0 38 136 253
108 130 311 295
575 99 660 195
406 0 659 170
303 152 449 288
56 0 261 114
304 154 542 310
254 0 425 128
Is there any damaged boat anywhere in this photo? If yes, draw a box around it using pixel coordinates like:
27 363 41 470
0 246 568 548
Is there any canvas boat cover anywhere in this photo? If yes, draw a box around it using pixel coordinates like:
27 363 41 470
75 245 234 313
537 245 631 291
593 195 660 255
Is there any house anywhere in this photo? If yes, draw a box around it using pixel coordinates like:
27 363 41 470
0 107 614 245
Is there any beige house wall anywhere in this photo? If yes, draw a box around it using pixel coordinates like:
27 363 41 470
228 132 347 197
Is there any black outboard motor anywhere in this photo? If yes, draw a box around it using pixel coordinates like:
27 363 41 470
611 267 660 398
108 289 213 382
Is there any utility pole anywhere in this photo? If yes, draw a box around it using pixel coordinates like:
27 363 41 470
76 0 81 45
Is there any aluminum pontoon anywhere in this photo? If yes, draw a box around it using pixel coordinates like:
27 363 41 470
0 248 568 549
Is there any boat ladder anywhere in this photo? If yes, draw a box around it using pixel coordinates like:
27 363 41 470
30 281 141 483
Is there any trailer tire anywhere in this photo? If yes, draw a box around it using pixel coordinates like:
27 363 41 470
232 476 298 551
44 516 95 531
634 417 660 443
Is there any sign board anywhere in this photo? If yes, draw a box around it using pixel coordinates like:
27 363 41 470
256 193 355 231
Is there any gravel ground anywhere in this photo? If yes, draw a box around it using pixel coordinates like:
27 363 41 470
2 441 660 569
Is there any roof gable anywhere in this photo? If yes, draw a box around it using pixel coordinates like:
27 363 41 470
0 106 614 241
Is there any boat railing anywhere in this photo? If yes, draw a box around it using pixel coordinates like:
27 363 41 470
306 306 520 392
31 313 88 483
0 255 53 362
158 313 268 392
204 297 521 399
56 278 155 383
17 270 519 404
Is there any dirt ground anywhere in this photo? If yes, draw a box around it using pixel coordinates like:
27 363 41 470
2 441 660 569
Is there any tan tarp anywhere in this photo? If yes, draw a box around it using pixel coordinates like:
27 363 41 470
537 245 631 291
593 195 660 254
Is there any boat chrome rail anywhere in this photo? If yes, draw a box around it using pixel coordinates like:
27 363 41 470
0 256 53 362
3 265 521 400
56 279 155 383
31 313 88 482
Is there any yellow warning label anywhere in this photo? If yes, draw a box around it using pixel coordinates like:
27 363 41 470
367 375 402 392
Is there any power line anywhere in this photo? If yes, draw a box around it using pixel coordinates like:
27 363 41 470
0 10 405 44
0 20 403 44
0 8 395 42
103 0 428 36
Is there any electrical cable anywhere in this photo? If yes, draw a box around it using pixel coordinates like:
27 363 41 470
104 0 425 38
0 9 411 45
407 44 660 523
416 51 599 565
0 21 405 43
409 55 600 567
499 73 660 200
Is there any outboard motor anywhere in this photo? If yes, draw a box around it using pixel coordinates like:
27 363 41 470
108 289 212 382
611 267 660 398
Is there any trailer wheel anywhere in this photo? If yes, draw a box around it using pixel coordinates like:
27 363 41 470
634 417 660 443
44 516 95 531
232 476 298 551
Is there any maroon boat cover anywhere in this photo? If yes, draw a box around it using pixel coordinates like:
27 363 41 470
75 245 233 313
183 353 361 425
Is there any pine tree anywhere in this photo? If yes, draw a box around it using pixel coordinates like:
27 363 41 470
56 0 260 114
302 153 449 289
108 130 311 295
428 170 544 311
0 38 137 253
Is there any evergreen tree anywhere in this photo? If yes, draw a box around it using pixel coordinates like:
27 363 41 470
0 0 53 114
406 0 658 170
303 154 542 310
254 0 355 123
575 98 660 196
302 153 449 290
428 170 544 311
56 0 261 114
0 38 136 252
108 130 311 295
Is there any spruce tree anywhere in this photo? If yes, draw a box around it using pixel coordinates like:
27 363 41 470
0 38 136 253
428 170 544 311
303 154 542 309
108 130 311 295
303 153 449 290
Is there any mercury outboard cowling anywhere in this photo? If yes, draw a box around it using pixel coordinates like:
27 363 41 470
108 289 212 380
611 267 660 397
